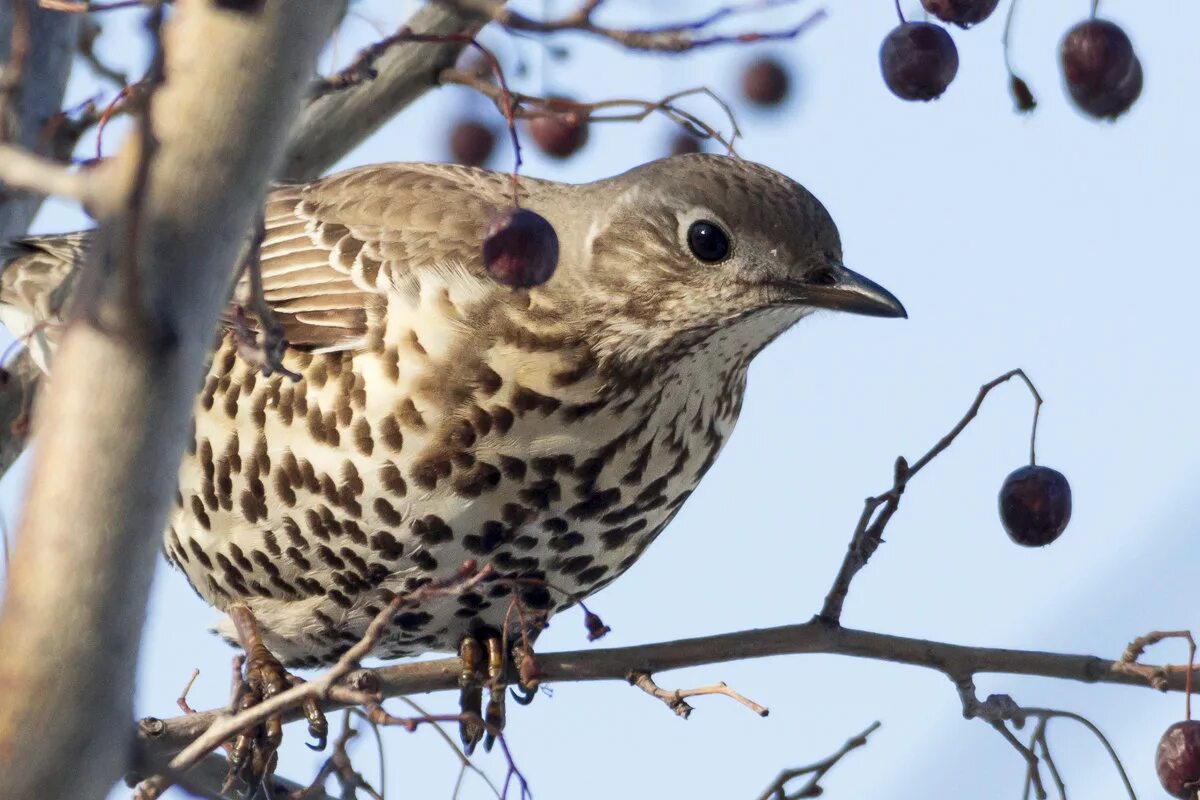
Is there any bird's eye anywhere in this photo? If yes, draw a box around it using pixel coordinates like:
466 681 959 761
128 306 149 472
686 220 730 263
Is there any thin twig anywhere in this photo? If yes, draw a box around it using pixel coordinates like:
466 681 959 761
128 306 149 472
756 721 880 800
627 671 767 719
393 697 501 800
1116 630 1197 717
442 69 740 153
38 0 150 11
177 668 200 714
819 369 1043 624
436 0 825 53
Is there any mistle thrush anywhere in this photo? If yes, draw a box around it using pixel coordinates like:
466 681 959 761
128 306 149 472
0 154 904 669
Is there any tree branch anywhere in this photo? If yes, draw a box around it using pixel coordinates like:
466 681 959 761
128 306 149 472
0 2 345 798
133 619 1199 769
0 0 80 242
278 0 504 182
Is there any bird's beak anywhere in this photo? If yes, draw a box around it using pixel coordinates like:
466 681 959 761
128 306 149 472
804 263 907 319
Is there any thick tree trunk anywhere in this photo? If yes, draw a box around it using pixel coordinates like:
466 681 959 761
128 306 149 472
0 3 344 799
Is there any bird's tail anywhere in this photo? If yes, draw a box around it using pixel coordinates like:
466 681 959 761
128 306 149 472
0 231 91 372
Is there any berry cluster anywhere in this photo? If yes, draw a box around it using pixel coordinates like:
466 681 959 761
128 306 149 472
880 1 1142 120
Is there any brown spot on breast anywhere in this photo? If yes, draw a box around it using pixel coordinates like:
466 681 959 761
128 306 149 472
411 550 438 572
373 497 403 526
410 515 452 545
476 365 502 396
518 479 560 509
201 377 218 411
577 565 609 585
498 455 526 481
273 470 297 506
277 386 294 425
316 544 346 569
379 416 404 452
512 386 561 416
411 457 451 490
490 406 514 435
451 461 501 498
447 418 476 449
396 398 426 430
190 496 211 530
342 519 367 545
380 461 407 496
568 487 621 519
305 508 331 541
467 406 493 436
353 418 374 456
369 530 404 560
188 539 214 569
547 531 585 552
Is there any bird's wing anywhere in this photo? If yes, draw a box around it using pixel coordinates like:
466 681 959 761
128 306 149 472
0 163 520 365
235 162 516 352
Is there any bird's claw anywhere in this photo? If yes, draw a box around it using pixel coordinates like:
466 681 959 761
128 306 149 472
509 684 538 705
224 604 328 794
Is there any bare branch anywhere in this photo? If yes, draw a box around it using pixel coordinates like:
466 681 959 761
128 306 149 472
756 721 880 800
134 619 1200 771
819 368 1043 624
0 0 80 241
434 0 827 53
0 143 94 203
280 0 504 182
627 670 768 719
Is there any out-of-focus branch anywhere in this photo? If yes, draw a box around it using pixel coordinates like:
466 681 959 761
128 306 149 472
0 141 93 201
279 0 505 182
0 0 80 242
0 2 345 799
434 0 826 53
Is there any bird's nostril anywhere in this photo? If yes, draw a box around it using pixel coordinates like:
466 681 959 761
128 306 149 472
810 267 838 287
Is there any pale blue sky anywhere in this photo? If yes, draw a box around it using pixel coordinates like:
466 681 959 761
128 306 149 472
7 1 1200 798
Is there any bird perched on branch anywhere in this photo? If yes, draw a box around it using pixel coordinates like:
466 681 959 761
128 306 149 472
0 153 904 759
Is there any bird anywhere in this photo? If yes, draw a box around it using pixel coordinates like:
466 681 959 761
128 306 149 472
0 153 904 757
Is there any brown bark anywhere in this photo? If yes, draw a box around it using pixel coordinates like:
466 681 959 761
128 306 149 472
0 3 345 799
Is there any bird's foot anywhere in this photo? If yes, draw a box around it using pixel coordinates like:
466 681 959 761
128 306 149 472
458 635 542 754
225 604 328 798
458 635 486 755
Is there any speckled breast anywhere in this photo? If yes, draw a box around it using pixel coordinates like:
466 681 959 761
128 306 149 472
163 285 749 667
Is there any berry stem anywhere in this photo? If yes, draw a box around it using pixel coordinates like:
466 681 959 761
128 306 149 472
1001 0 1018 72
1090 0 1100 18
1187 636 1195 721
893 0 905 24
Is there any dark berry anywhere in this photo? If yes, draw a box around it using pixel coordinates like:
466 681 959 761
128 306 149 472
1060 19 1142 120
481 208 558 289
670 132 703 156
1157 721 1200 799
998 465 1072 547
921 0 1000 28
741 58 789 106
448 120 495 167
880 22 959 101
527 99 588 159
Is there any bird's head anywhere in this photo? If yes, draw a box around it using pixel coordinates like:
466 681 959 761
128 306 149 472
543 154 905 368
